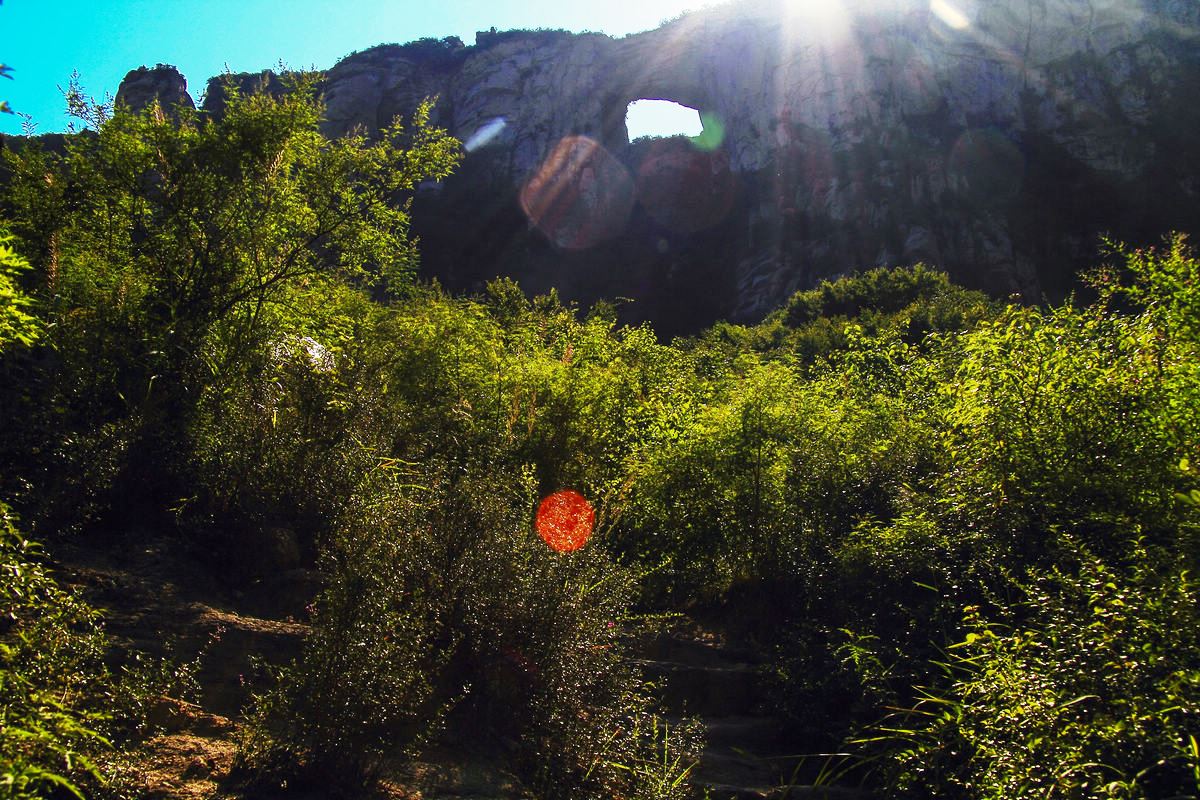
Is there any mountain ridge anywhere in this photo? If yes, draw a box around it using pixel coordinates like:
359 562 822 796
110 0 1200 334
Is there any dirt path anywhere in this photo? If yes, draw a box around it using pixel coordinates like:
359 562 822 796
54 534 868 799
53 533 304 798
56 533 526 799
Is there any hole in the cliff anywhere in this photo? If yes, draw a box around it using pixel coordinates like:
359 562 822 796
625 99 704 142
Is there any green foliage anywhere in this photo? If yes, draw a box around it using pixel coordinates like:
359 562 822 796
398 37 469 68
242 464 700 799
942 301 1174 562
1099 234 1200 469
181 266 708 797
0 503 110 800
826 240 1200 797
782 263 995 332
2 60 1194 800
610 249 1200 795
687 265 995 367
0 73 460 528
872 544 1200 800
0 231 39 351
17 71 456 366
623 321 943 602
0 500 198 800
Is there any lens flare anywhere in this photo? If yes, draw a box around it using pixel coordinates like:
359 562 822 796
535 489 595 553
636 138 736 235
930 0 970 30
520 136 635 250
691 112 727 152
464 117 507 152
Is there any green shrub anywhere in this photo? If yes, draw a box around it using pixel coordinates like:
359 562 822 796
871 542 1200 800
0 231 40 353
0 502 110 799
0 75 460 531
781 264 993 332
241 463 700 799
828 238 1200 797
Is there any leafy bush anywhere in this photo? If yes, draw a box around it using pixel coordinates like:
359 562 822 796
241 464 700 799
872 542 1200 800
0 503 110 799
941 302 1176 563
781 263 994 333
0 231 39 352
0 74 460 531
828 239 1200 797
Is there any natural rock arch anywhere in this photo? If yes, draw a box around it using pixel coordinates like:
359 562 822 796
114 0 1200 332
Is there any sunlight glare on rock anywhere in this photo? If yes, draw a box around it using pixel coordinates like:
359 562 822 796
779 0 851 41
626 99 705 141
930 0 970 30
535 490 595 553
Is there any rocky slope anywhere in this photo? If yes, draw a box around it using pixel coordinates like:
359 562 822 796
118 0 1200 333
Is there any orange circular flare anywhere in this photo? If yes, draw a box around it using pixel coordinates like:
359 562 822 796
535 489 595 553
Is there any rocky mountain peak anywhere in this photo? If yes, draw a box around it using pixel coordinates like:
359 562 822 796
115 64 194 116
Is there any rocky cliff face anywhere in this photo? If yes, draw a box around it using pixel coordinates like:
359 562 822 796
123 0 1200 334
116 64 195 117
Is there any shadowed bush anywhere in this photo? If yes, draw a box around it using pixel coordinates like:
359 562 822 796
240 463 701 799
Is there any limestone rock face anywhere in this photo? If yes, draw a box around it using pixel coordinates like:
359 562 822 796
117 0 1200 333
116 64 195 116
200 70 289 119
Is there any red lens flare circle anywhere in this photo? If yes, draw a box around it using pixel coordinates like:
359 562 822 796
535 490 595 553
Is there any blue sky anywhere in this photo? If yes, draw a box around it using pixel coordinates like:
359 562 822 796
0 0 712 135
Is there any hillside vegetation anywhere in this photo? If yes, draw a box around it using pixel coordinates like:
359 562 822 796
1 82 1198 800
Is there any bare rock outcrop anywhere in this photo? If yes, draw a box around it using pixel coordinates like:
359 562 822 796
116 64 195 116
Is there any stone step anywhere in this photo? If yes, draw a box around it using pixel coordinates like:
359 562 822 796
683 715 838 786
633 616 872 800
104 600 307 717
190 607 307 716
695 747 781 787
702 715 789 752
697 782 874 800
637 658 769 717
697 782 777 800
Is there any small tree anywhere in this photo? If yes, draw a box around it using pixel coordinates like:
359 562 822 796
3 74 460 512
